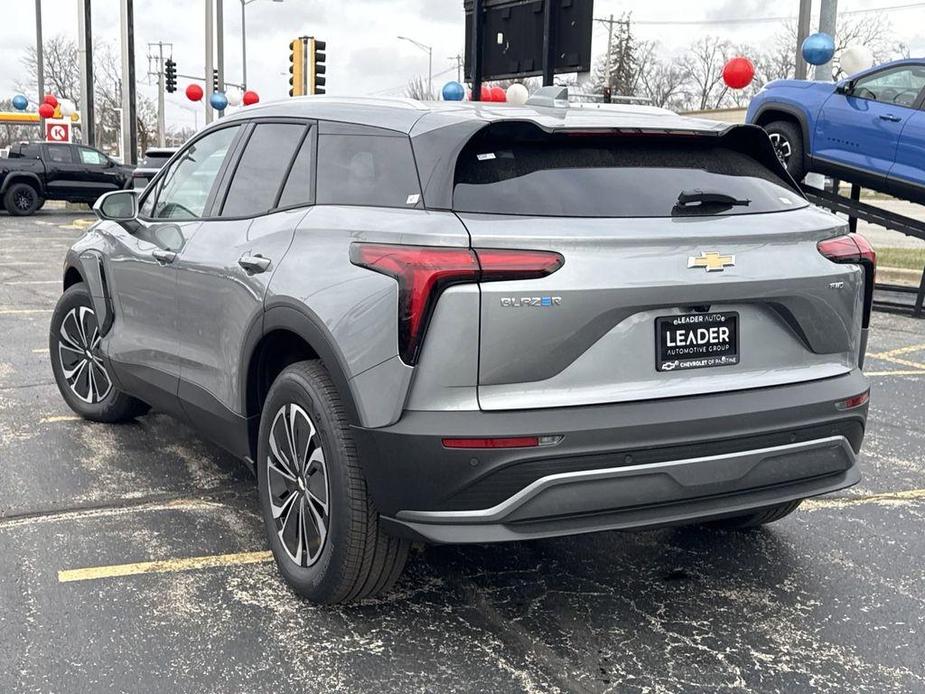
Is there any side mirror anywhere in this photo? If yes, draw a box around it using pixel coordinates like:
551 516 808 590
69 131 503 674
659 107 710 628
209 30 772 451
835 80 853 95
93 190 137 222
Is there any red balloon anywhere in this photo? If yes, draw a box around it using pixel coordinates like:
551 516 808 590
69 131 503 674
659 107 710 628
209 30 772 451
185 84 204 102
242 90 260 106
723 57 755 90
490 86 506 102
38 103 55 118
43 94 58 107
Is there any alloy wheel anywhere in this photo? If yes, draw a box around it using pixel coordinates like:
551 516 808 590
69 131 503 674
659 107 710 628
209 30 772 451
266 403 330 567
15 190 34 211
768 132 792 164
57 306 113 404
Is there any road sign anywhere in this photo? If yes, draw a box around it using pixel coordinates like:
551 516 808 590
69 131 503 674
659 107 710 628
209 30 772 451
45 119 71 143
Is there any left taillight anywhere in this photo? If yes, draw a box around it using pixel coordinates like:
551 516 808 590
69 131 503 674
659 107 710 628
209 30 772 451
350 243 563 364
817 233 877 329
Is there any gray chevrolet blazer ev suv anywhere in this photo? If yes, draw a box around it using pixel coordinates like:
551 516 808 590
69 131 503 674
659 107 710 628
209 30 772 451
51 96 873 603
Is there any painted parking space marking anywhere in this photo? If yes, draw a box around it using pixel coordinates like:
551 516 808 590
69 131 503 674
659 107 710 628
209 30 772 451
58 550 272 583
867 342 925 371
32 347 49 354
39 415 80 423
1 280 59 286
865 369 925 377
58 218 96 231
0 308 53 315
802 488 925 511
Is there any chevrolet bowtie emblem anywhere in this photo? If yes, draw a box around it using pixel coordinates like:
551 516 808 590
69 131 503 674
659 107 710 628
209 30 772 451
688 251 735 272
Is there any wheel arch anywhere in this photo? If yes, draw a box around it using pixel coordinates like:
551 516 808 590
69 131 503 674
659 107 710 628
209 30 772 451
1 172 45 197
752 105 811 154
241 301 362 459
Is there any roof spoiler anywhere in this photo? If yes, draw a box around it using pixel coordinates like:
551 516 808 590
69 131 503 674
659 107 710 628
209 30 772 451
525 86 569 109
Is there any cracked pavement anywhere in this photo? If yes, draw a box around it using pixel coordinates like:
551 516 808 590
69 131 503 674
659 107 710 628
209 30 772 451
1 211 923 693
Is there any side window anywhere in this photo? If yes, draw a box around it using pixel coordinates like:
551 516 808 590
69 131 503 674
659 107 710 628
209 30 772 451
145 126 239 220
853 66 925 108
45 146 73 163
316 125 421 208
220 123 306 217
277 129 315 209
78 147 107 165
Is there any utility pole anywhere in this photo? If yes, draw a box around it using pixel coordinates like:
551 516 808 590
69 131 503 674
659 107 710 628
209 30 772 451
603 14 614 95
148 42 167 146
216 0 225 118
795 0 812 80
119 0 137 164
35 0 44 107
241 0 248 90
77 0 95 146
449 53 463 83
815 0 838 81
205 0 214 124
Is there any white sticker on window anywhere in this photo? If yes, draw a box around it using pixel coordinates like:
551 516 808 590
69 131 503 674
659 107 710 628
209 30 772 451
406 193 421 205
476 152 496 161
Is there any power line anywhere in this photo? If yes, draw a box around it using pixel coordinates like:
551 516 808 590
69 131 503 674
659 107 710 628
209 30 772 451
627 1 925 26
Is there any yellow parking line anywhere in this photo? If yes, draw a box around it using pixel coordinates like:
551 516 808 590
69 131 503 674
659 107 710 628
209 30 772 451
58 550 272 583
39 415 80 423
867 343 925 359
864 369 925 376
802 488 925 511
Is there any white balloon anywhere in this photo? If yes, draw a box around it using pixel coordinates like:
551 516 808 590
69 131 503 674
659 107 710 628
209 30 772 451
840 45 874 75
506 83 529 106
226 88 242 107
59 99 76 116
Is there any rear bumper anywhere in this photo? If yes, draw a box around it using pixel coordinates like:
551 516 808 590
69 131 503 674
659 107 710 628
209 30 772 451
353 370 868 544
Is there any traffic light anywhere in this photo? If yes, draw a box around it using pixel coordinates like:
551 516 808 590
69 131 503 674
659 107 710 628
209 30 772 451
309 38 326 95
289 37 306 97
212 68 220 94
164 58 177 94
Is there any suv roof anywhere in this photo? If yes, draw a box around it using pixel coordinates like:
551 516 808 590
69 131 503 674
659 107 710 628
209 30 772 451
223 95 729 137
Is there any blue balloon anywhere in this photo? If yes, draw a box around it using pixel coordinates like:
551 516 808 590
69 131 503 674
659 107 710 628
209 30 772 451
209 91 228 111
802 32 835 66
442 81 465 101
12 94 28 111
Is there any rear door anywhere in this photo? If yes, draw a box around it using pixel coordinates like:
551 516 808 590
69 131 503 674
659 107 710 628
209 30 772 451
451 130 863 411
173 119 313 449
815 64 925 181
887 80 925 195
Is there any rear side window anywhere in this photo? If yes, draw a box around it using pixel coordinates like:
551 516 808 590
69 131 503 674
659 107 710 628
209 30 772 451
277 129 315 209
453 130 806 218
45 145 73 163
221 123 306 217
317 125 421 208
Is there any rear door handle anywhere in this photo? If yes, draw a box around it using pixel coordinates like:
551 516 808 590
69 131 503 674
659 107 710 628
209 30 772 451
238 253 271 274
879 114 902 122
151 249 176 264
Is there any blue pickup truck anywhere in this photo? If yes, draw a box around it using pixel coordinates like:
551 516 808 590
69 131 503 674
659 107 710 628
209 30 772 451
747 58 925 203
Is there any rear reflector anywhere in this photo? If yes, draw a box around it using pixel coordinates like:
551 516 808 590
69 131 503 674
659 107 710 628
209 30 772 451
442 437 539 449
835 390 870 411
350 243 563 364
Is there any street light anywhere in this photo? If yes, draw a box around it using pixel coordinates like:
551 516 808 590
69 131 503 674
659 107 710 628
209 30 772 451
241 0 284 91
397 35 433 99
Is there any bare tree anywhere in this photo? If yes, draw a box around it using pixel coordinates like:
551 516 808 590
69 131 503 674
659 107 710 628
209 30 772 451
679 36 735 110
404 75 433 100
0 100 38 147
17 35 158 158
635 42 689 109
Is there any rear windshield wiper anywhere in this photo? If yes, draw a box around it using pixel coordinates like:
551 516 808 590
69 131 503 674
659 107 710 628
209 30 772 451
675 190 751 208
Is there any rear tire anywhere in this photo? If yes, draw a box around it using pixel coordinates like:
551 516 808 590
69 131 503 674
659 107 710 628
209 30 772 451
50 283 150 422
256 360 409 604
708 499 803 529
764 120 806 182
4 182 41 216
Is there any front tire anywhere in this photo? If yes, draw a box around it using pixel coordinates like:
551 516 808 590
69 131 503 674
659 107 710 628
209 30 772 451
257 360 409 604
50 283 149 422
764 120 806 182
4 182 41 216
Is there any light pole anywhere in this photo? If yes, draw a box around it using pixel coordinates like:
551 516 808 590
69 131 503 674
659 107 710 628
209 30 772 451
397 35 433 99
241 0 284 91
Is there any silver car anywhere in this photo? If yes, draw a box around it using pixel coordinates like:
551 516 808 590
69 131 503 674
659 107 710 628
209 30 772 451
51 97 873 603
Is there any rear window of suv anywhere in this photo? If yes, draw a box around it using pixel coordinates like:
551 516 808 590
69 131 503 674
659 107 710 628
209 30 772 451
453 130 806 218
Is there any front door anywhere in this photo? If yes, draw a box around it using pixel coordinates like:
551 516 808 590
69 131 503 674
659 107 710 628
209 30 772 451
104 124 243 412
173 120 314 455
41 144 83 199
815 64 925 182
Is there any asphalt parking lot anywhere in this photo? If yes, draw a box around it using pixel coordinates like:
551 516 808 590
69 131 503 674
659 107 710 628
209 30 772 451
1 210 924 693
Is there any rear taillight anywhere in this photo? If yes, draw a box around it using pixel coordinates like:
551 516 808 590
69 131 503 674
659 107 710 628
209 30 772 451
817 234 876 329
835 390 870 411
350 243 563 364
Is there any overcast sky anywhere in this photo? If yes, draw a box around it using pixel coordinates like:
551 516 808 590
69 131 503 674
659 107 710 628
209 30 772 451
2 0 923 130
